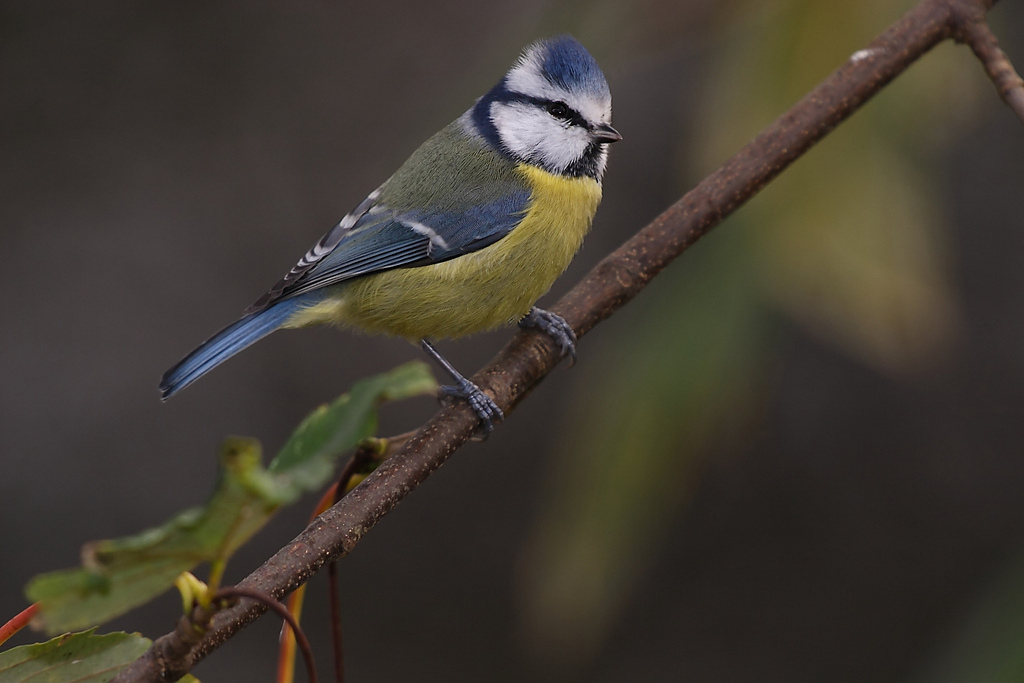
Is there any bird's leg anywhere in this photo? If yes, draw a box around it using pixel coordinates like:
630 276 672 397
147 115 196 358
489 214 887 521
519 307 577 365
420 339 503 434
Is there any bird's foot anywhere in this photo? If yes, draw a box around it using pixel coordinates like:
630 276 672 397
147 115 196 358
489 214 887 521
421 339 503 436
519 307 577 365
438 378 504 436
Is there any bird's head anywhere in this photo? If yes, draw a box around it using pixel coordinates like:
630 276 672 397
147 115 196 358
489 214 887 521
470 36 620 180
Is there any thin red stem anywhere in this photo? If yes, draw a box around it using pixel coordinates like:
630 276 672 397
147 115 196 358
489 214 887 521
0 603 39 647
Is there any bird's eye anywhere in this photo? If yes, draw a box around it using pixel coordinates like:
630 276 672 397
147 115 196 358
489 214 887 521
546 101 572 120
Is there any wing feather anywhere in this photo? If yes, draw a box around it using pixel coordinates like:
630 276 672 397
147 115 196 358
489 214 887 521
247 185 530 311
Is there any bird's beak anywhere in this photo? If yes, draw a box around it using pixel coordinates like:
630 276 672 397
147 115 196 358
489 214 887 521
592 123 623 144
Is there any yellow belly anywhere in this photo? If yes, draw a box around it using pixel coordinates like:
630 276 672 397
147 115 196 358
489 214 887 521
285 164 602 340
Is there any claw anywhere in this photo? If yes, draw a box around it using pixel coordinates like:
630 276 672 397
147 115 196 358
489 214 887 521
519 307 578 365
438 378 504 435
421 339 503 436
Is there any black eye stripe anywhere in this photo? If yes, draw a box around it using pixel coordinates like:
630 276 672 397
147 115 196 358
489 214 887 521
542 99 587 127
495 91 590 128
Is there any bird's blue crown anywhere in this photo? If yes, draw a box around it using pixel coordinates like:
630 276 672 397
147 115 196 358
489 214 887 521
530 35 609 98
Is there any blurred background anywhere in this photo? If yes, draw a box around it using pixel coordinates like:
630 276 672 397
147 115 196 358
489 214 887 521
3 0 1024 680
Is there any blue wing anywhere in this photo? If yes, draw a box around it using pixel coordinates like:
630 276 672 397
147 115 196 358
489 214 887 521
247 184 531 313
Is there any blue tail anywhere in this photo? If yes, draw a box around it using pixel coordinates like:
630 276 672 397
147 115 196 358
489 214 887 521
160 296 312 399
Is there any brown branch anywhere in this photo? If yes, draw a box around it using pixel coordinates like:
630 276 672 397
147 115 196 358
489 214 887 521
951 0 1024 122
114 0 1017 680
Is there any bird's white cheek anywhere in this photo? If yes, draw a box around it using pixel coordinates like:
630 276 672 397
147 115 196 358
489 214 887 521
543 128 591 171
491 102 591 173
491 103 550 155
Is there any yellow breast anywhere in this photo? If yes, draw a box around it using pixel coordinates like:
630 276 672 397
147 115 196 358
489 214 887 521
286 164 602 340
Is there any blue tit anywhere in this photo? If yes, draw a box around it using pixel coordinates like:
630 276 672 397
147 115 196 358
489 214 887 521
160 35 621 432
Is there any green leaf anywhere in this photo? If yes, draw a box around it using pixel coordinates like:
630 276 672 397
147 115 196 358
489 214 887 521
0 631 151 683
26 438 282 634
26 362 436 635
270 361 437 484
